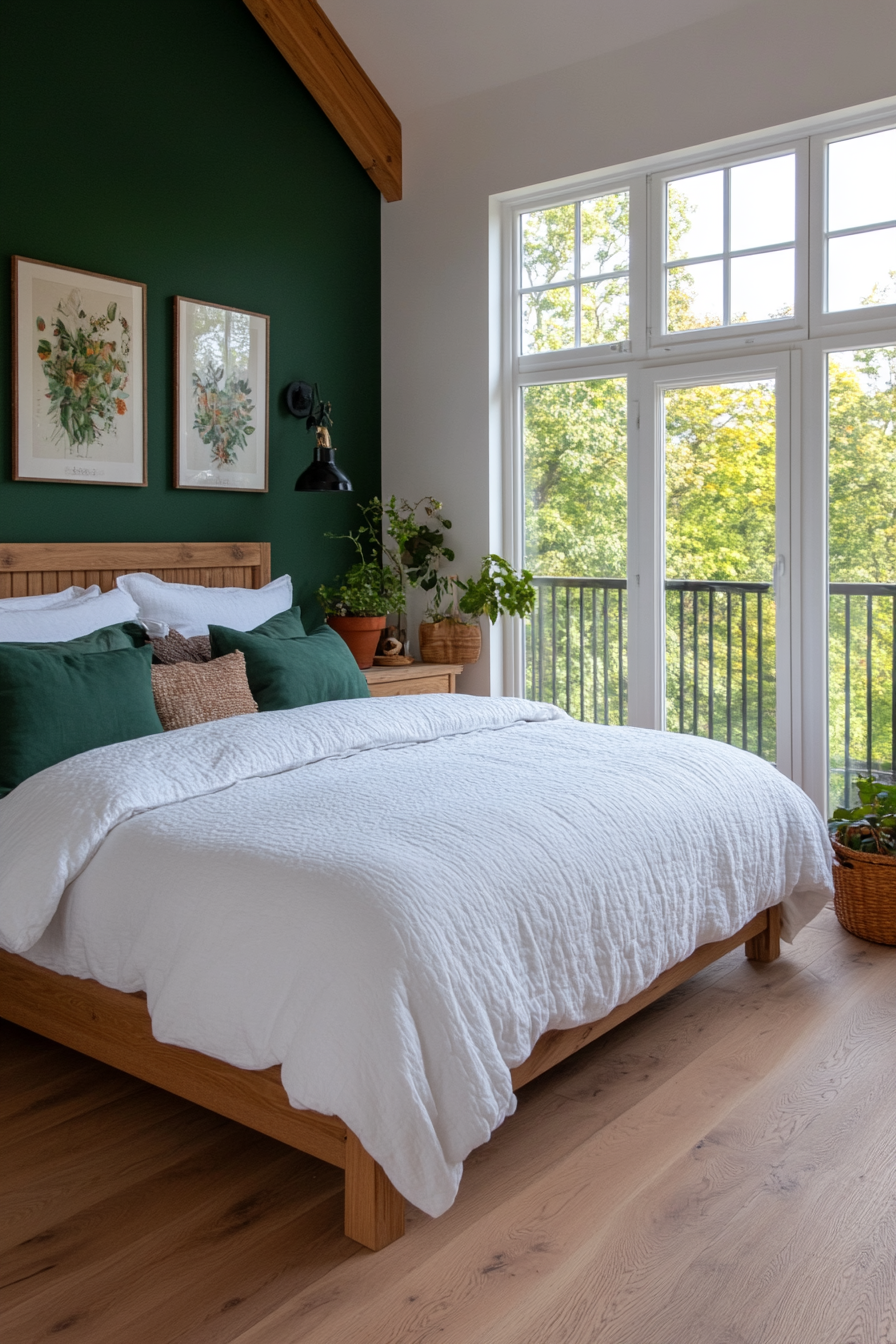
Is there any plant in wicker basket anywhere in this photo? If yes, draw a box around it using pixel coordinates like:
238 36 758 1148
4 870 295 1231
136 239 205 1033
828 774 896 945
419 557 537 665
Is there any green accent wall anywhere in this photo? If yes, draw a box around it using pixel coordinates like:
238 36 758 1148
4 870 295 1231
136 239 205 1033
0 0 380 617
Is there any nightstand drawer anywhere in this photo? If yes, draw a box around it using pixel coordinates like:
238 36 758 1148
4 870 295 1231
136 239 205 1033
369 674 452 696
362 662 464 696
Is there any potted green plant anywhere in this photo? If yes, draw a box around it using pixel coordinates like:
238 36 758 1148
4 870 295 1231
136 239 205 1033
376 494 455 626
418 555 537 665
320 495 454 667
828 774 896 945
318 558 404 670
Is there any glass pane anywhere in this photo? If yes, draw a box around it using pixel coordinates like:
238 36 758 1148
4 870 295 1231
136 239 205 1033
730 154 795 250
521 204 575 288
581 191 629 276
523 378 627 725
666 259 724 331
828 127 896 233
730 248 794 323
827 226 896 312
828 347 896 805
522 287 575 354
666 170 723 261
581 277 628 345
664 379 776 760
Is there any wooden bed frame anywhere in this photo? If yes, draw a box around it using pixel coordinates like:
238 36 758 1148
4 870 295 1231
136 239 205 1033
0 541 783 1251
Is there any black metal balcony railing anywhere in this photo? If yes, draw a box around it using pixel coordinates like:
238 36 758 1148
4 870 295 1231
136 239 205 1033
829 582 896 802
527 576 627 725
664 579 773 758
525 576 896 807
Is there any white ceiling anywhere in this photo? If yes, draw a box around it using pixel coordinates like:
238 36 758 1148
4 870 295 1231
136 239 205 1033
321 0 754 115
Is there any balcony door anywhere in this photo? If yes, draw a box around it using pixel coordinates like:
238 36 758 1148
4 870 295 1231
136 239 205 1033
630 352 796 778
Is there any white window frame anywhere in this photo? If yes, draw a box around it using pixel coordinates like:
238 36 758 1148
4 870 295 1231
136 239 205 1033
809 112 896 338
516 175 647 377
494 94 896 816
647 140 809 356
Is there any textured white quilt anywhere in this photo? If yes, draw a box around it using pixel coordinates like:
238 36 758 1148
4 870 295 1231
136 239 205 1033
0 696 833 1215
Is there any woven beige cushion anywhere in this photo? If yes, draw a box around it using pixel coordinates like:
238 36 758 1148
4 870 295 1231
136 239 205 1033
151 651 258 731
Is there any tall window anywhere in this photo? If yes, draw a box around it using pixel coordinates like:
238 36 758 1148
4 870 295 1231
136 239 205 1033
502 103 896 813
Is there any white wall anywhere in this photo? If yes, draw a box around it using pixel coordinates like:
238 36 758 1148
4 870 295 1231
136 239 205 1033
381 0 896 694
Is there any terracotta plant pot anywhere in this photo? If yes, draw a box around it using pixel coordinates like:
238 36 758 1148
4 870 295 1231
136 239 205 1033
326 614 386 669
418 619 482 664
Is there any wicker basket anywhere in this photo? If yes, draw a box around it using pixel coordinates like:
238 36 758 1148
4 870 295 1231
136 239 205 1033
418 620 482 664
831 839 896 945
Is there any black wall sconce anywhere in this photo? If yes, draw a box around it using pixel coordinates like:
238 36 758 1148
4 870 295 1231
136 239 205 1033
287 381 352 492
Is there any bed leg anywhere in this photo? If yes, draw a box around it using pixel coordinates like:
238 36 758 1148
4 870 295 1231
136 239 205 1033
745 903 782 962
344 1129 405 1250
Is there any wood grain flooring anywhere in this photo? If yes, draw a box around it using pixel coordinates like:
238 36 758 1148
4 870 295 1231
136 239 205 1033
1 904 894 1344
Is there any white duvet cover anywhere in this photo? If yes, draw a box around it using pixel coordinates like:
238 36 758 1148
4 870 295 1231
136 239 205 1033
0 696 833 1215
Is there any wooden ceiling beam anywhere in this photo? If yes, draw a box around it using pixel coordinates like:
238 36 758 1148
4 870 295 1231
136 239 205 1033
243 0 402 202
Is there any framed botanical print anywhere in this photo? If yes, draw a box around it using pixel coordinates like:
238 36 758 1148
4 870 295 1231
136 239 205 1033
174 296 269 491
13 256 147 486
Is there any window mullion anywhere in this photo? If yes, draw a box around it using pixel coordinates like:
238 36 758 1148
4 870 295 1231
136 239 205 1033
520 280 584 297
729 241 796 259
723 166 731 327
575 200 582 349
827 216 896 241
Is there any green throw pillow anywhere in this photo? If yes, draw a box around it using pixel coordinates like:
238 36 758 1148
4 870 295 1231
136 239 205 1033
0 642 163 797
208 620 370 711
232 605 307 640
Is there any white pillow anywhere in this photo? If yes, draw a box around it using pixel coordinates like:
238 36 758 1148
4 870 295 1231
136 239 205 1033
115 572 293 638
0 584 100 610
0 587 139 643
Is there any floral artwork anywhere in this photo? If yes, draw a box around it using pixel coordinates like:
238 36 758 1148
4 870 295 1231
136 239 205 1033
175 297 268 491
14 257 146 486
36 290 131 453
191 362 256 466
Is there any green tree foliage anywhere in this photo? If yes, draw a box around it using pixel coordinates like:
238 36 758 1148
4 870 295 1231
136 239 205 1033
828 348 896 583
663 379 777 761
665 379 775 581
523 376 778 585
523 378 627 577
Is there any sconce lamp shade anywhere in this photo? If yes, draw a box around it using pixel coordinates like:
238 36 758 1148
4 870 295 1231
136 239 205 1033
295 443 352 492
288 379 352 492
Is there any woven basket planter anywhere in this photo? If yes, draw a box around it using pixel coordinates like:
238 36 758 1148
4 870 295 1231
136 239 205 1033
418 620 482 665
831 839 896 945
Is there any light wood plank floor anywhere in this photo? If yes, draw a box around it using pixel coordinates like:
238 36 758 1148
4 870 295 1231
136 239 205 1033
2 904 894 1344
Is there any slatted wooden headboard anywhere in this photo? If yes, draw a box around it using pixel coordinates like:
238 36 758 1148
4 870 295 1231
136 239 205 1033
0 542 271 598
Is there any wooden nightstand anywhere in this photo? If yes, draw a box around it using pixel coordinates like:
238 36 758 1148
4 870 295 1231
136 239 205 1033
363 662 463 697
